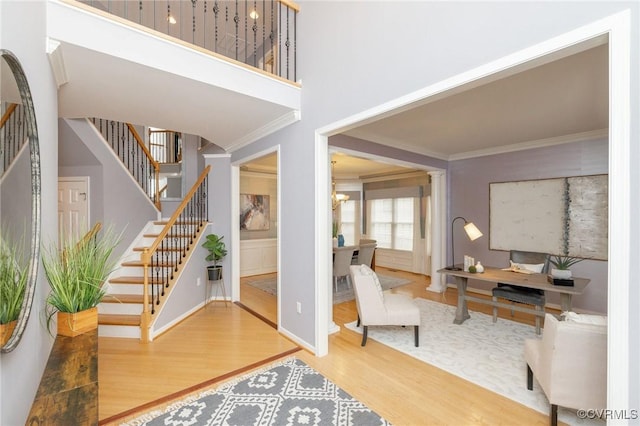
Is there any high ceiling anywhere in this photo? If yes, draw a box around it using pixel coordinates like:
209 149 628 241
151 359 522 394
246 43 608 178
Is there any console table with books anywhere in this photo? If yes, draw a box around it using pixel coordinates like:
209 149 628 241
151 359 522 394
438 266 590 325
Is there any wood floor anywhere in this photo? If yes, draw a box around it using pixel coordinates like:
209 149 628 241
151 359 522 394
99 267 559 425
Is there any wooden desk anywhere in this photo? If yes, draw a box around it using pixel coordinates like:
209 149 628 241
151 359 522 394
438 267 590 325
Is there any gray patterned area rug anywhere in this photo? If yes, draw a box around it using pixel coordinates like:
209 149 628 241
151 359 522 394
245 274 411 304
122 357 390 426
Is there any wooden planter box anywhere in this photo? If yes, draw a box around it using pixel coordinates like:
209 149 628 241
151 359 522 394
57 307 98 337
0 320 17 346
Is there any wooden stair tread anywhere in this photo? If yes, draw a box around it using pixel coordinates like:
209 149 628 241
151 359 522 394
109 276 164 284
143 233 194 239
121 260 178 267
102 294 146 304
133 246 184 252
98 314 141 326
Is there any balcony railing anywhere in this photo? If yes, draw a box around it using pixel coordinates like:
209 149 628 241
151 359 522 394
78 0 298 82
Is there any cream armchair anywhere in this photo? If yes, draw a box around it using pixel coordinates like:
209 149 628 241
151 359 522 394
349 264 420 347
524 313 607 426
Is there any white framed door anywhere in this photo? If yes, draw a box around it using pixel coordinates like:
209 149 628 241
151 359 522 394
58 177 90 248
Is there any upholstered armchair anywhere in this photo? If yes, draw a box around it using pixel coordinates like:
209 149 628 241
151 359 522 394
349 264 420 347
524 313 607 426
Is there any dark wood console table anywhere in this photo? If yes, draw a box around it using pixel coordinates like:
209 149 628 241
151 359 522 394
26 329 98 425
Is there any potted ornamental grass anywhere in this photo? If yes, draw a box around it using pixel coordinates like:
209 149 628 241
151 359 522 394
202 233 227 281
43 224 121 337
0 234 27 346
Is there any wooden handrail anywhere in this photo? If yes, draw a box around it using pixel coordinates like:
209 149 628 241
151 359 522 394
279 0 301 13
126 123 161 210
140 165 210 331
142 165 210 260
0 103 17 129
62 222 102 264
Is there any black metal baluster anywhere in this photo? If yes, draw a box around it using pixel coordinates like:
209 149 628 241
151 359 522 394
252 0 258 67
213 1 219 52
234 0 239 61
192 0 197 44
203 1 207 50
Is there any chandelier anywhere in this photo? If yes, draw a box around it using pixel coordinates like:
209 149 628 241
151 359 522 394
331 161 349 210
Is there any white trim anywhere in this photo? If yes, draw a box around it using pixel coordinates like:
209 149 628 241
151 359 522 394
448 128 609 161
604 10 631 415
315 134 331 356
227 110 301 153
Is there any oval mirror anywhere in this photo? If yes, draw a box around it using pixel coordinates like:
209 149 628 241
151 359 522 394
0 50 41 353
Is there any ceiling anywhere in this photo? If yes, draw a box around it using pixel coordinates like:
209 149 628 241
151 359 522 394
246 43 608 178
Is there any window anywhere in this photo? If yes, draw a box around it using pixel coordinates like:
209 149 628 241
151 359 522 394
368 197 414 250
338 199 357 246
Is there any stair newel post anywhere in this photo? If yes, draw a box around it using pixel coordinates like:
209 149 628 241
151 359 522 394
140 247 152 343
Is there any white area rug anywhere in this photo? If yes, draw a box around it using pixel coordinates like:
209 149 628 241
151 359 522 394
345 298 603 426
245 274 410 304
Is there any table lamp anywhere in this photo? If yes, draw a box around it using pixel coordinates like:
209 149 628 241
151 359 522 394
445 216 483 271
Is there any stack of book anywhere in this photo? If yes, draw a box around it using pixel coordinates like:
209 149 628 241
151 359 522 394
547 275 574 286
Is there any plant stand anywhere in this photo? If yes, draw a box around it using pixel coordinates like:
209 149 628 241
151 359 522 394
206 267 228 307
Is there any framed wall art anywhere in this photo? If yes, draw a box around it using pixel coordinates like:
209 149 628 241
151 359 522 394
240 194 270 231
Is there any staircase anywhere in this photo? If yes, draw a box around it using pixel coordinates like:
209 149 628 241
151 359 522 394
98 221 164 339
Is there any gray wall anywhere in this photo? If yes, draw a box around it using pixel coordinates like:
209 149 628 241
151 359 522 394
233 0 638 351
449 138 608 313
59 118 158 257
0 2 59 425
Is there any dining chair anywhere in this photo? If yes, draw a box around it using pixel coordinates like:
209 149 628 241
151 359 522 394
333 246 356 292
357 242 377 268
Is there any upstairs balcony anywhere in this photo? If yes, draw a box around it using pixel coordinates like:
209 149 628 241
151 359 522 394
77 0 298 83
47 0 301 152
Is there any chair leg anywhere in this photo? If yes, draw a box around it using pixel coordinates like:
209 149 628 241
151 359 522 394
361 326 368 346
356 315 360 327
492 296 498 323
414 325 419 347
550 404 558 426
526 364 533 390
535 305 542 335
333 276 338 292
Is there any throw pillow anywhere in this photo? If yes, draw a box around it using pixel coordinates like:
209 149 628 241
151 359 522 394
360 264 384 301
562 311 607 326
510 260 544 273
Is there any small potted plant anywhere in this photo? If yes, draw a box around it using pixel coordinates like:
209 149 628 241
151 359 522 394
43 224 121 337
0 235 27 346
202 233 227 281
549 255 583 279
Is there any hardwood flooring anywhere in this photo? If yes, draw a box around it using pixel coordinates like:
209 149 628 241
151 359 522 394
99 267 559 425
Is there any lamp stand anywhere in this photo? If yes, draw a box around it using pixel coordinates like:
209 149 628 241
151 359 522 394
445 216 466 270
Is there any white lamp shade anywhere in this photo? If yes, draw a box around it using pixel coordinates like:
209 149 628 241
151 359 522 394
463 222 483 241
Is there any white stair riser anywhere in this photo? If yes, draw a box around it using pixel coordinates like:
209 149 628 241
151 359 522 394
99 324 141 339
98 303 144 315
103 283 144 295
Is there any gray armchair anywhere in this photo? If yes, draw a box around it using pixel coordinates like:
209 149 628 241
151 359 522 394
492 250 550 334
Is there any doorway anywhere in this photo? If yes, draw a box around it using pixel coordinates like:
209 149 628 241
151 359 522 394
58 176 89 247
234 150 280 325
